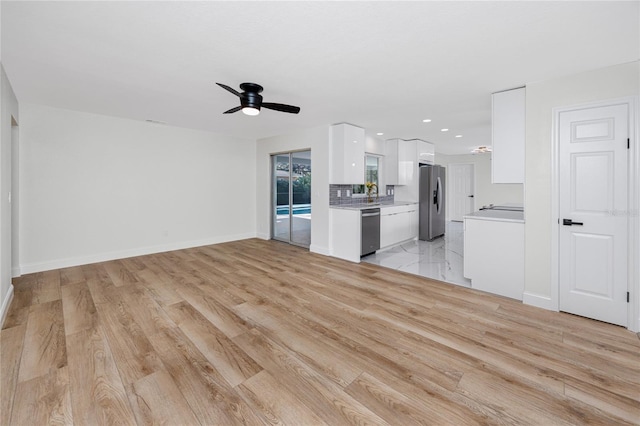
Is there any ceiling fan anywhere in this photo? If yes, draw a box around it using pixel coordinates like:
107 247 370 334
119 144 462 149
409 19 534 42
216 82 301 116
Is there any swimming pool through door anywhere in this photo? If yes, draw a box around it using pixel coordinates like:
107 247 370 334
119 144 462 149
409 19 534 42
271 150 311 247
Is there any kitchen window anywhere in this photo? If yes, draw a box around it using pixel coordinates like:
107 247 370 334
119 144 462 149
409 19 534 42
353 154 380 196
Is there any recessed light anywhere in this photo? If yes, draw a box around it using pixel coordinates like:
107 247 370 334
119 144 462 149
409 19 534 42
376 132 384 136
441 128 449 132
422 119 432 123
455 135 463 138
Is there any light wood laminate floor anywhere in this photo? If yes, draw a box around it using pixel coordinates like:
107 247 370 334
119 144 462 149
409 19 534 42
2 239 639 425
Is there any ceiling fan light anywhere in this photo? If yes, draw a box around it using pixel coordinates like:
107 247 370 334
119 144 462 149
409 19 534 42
471 145 492 154
242 107 260 116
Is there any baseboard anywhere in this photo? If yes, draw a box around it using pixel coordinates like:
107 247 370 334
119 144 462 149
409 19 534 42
256 232 270 240
11 266 21 278
309 244 330 256
1 285 15 328
19 232 257 274
522 292 557 312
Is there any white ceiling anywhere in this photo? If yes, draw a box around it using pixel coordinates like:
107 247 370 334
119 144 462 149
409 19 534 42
2 1 638 155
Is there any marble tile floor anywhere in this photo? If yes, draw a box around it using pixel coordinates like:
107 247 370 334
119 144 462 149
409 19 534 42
362 221 471 287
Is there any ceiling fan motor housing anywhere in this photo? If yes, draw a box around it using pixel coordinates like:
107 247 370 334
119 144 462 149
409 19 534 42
241 91 263 110
216 81 300 115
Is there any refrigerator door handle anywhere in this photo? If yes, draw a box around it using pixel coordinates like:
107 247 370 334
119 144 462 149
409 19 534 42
435 176 443 214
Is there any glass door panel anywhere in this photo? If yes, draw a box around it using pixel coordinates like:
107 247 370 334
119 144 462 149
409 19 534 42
291 151 311 247
273 154 291 242
271 150 311 248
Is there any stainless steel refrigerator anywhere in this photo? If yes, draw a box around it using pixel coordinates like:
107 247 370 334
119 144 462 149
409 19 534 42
419 164 446 241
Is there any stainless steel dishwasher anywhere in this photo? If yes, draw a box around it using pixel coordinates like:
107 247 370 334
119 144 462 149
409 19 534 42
361 208 380 256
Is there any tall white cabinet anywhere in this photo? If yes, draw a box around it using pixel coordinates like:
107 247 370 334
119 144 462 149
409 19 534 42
330 123 365 185
491 87 525 184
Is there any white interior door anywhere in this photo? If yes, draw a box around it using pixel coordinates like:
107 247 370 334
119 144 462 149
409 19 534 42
558 102 629 326
449 163 474 222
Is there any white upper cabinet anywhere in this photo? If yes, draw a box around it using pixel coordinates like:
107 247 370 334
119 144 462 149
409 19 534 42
414 139 435 165
491 87 525 184
330 123 365 184
385 139 434 186
385 139 401 185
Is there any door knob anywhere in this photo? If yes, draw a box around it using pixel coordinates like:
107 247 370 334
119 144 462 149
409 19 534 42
562 218 584 226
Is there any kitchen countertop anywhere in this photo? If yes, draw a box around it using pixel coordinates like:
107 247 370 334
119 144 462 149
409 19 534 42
330 201 418 211
464 209 524 223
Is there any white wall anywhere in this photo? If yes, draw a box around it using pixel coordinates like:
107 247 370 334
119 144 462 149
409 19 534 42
256 126 330 255
1 64 19 324
524 62 639 318
19 103 256 273
365 135 385 156
436 152 523 220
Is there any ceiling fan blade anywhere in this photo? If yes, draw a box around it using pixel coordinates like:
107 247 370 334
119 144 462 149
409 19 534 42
216 82 241 97
262 102 301 114
223 106 243 114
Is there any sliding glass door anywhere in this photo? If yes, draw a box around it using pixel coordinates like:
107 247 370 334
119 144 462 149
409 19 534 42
272 150 311 247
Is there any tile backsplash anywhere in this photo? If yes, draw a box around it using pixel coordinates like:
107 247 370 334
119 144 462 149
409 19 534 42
329 184 395 206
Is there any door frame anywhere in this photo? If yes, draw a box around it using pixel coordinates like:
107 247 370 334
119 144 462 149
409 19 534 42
551 96 639 331
11 117 20 278
270 149 312 249
447 162 475 222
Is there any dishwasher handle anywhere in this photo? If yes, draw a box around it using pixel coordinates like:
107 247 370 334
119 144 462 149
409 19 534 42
362 212 380 217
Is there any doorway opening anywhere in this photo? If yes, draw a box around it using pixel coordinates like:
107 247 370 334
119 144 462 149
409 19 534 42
271 150 311 248
448 163 475 222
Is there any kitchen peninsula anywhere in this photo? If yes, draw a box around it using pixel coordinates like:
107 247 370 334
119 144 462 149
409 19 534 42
330 201 418 263
463 205 525 300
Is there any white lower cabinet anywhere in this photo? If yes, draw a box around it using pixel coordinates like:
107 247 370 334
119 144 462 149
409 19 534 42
380 204 418 249
330 204 419 263
463 218 524 300
330 208 361 263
